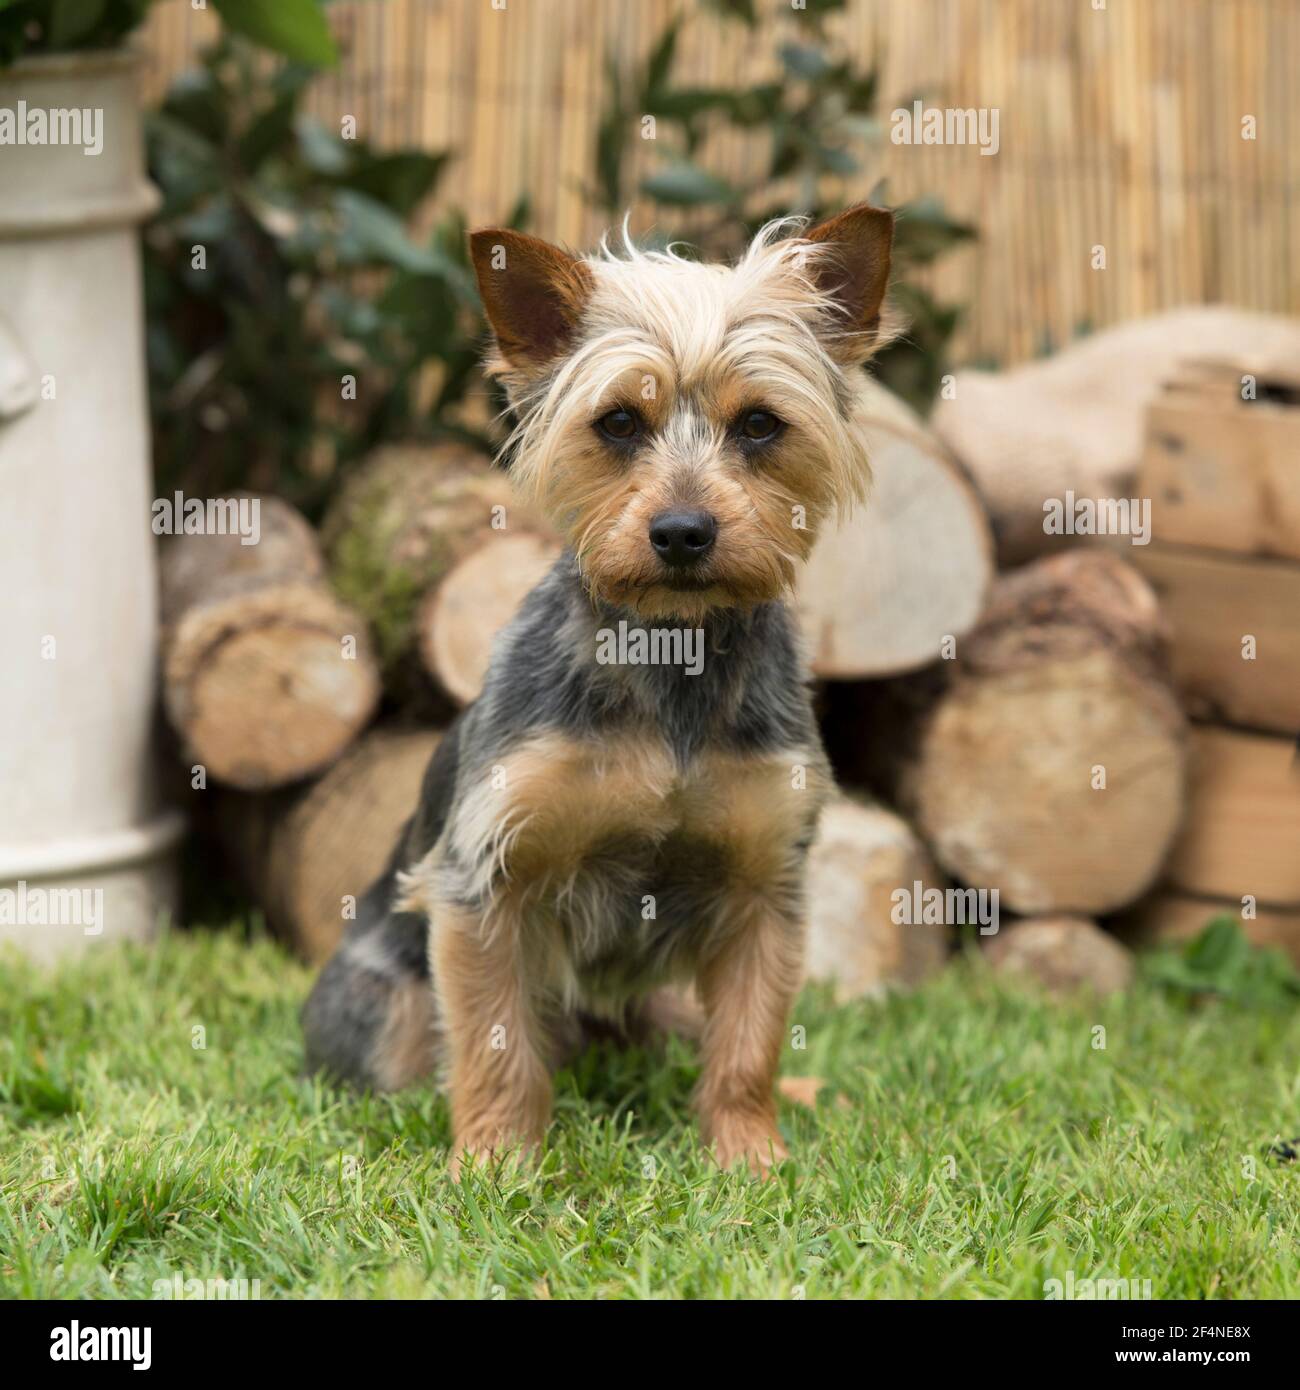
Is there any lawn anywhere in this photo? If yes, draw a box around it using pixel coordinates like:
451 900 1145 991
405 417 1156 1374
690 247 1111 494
1 926 1297 1299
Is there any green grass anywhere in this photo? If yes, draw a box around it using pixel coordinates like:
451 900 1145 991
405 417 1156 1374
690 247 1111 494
1 928 1298 1299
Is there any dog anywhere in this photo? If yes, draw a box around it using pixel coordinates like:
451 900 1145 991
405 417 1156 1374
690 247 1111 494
302 204 895 1177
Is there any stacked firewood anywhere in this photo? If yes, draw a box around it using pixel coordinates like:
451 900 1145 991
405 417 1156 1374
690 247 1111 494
158 382 991 991
931 310 1300 977
1117 360 1300 959
158 320 1300 995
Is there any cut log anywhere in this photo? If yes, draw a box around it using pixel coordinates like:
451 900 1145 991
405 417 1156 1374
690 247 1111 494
1138 372 1300 561
829 551 1188 915
1114 890 1300 970
984 917 1134 996
323 441 551 690
418 530 562 705
158 493 324 623
1163 726 1300 908
160 495 381 790
804 796 949 1000
795 380 994 677
931 309 1300 564
1125 543 1300 736
216 726 440 963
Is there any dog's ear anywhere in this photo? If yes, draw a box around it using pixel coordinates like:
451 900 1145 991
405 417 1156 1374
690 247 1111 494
469 229 592 370
800 204 894 362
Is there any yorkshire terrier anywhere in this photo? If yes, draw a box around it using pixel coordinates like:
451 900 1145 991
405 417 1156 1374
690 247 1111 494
303 204 894 1176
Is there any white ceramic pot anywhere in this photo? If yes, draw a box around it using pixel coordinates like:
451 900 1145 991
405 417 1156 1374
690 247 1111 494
0 51 183 961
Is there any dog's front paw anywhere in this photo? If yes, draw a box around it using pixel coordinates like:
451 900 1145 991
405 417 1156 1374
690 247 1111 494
702 1109 788 1178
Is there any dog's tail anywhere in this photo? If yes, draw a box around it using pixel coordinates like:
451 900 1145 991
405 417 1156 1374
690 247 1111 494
302 721 466 1090
301 858 441 1091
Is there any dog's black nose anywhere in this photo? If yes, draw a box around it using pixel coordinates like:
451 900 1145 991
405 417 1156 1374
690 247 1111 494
649 510 717 567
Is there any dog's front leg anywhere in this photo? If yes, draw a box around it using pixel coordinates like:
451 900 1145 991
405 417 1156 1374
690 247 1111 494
433 903 552 1179
694 895 803 1176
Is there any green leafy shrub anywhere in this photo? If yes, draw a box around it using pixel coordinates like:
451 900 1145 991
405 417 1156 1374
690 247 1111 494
144 41 508 517
1143 917 1300 1009
0 0 336 67
140 2 975 513
589 0 975 413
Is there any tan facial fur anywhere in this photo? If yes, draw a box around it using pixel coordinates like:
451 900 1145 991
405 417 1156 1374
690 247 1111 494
469 209 895 620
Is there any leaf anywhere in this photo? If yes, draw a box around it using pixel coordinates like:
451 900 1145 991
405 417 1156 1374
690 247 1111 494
591 50 629 212
338 150 451 216
157 63 230 146
640 162 735 207
594 108 626 211
845 70 880 113
892 198 978 265
295 115 350 175
1183 917 1246 975
176 193 241 254
1143 917 1300 1009
329 189 441 272
642 16 680 98
213 0 337 67
238 79 309 172
2 0 152 57
645 87 737 122
47 0 108 49
780 43 831 81
768 127 804 181
702 0 758 26
840 114 883 142
816 144 859 176
146 111 224 213
723 83 783 128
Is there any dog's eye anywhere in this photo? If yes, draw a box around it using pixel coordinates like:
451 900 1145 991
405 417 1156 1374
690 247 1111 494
595 408 640 442
739 409 781 442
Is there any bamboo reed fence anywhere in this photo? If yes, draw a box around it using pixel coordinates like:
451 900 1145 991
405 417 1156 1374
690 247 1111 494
142 0 1300 367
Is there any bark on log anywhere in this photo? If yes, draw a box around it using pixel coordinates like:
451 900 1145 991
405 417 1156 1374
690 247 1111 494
215 726 440 963
323 441 551 699
160 495 381 790
827 551 1188 915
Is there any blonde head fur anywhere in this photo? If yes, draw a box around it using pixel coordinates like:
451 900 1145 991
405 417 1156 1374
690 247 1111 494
469 206 895 619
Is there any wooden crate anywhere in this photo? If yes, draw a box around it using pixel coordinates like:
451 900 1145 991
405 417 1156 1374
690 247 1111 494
1163 726 1300 909
1128 543 1300 736
1139 364 1300 561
